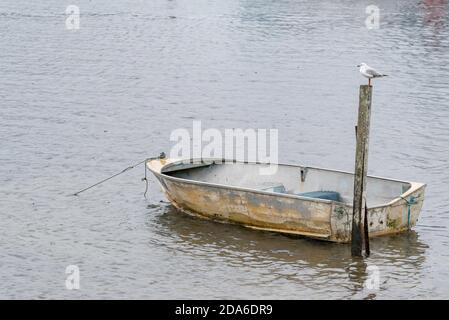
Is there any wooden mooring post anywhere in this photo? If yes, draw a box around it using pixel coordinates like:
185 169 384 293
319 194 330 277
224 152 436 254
351 85 373 257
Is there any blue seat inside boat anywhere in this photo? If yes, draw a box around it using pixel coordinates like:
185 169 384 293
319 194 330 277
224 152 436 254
296 191 341 202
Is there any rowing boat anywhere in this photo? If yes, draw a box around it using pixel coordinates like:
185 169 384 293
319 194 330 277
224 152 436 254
147 158 425 243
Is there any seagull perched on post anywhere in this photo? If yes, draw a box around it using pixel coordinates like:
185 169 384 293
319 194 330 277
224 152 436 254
357 63 387 86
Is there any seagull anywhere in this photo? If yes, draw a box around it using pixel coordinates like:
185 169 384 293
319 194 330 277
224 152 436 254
357 63 387 86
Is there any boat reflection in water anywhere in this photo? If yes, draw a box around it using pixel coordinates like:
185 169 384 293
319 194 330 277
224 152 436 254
149 204 428 299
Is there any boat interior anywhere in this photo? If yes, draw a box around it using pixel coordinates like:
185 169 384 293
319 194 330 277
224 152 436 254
161 160 411 206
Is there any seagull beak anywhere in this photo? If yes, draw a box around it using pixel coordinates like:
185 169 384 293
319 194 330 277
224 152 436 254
356 64 361 67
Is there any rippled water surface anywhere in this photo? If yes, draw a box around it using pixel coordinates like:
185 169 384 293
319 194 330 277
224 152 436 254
1 0 449 299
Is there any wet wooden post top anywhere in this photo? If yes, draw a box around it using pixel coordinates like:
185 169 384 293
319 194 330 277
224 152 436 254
351 85 373 257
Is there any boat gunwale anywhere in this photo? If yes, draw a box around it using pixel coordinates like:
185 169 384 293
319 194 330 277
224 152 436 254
147 158 426 210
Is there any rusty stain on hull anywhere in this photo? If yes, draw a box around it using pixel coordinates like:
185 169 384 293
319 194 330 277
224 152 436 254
148 158 426 243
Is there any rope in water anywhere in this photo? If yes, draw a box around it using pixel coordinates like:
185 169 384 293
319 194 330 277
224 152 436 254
72 152 165 197
142 158 150 199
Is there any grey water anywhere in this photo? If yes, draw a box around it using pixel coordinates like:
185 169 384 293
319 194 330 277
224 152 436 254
1 0 449 299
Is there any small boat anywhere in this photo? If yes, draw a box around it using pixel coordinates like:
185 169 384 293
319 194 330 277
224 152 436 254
147 158 426 243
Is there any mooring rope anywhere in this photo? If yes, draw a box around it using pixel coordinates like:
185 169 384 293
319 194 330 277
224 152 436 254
363 197 370 256
400 195 418 229
72 152 165 197
142 159 149 199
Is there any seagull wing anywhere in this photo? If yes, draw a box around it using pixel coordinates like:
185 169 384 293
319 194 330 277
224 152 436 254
365 66 384 77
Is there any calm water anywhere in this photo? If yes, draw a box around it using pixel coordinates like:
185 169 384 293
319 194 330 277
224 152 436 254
1 0 449 299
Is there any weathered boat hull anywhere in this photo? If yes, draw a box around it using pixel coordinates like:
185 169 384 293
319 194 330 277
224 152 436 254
147 158 426 243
